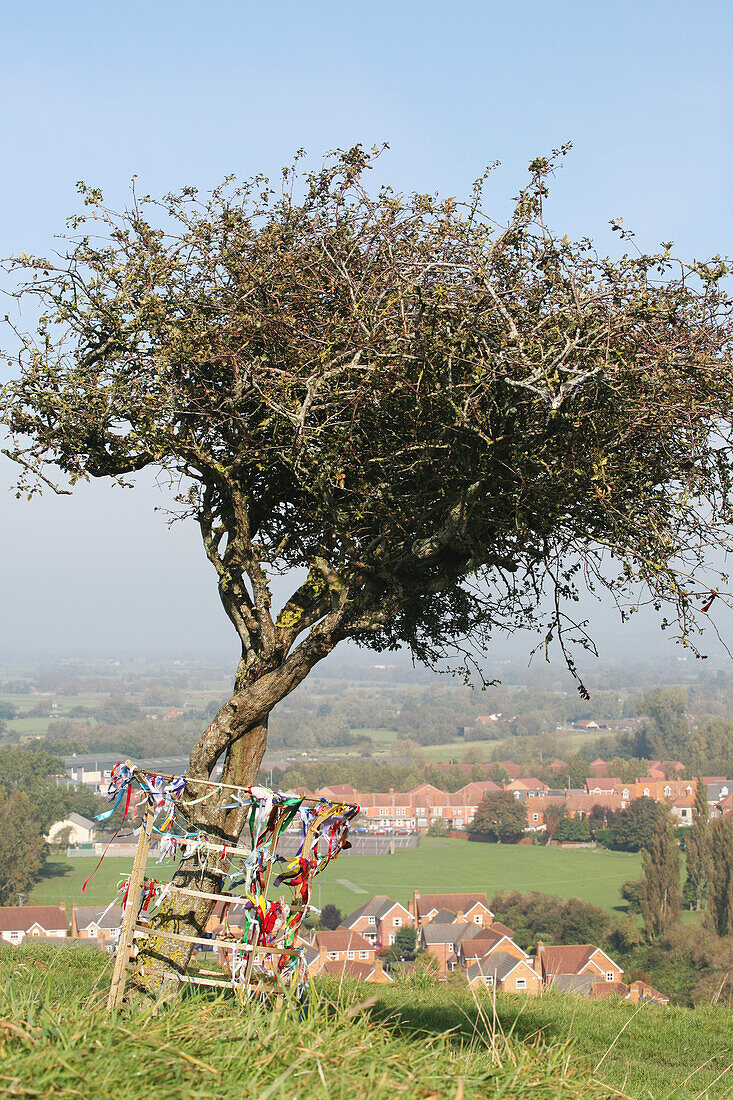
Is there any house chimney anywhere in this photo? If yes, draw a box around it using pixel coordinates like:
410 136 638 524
412 890 420 925
373 958 384 980
534 941 545 976
456 910 464 923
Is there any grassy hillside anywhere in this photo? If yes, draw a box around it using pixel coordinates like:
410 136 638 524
0 945 610 1100
1 945 732 1098
32 839 642 915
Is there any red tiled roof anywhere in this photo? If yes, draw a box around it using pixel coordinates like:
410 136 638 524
409 783 445 797
0 905 67 933
313 927 374 952
457 781 501 798
565 793 623 813
417 893 492 917
317 784 358 802
485 921 514 938
461 931 507 959
539 944 598 976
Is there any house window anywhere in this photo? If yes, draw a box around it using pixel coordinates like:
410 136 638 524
347 951 355 960
328 951 338 960
367 916 376 925
643 788 650 797
87 927 97 938
664 786 671 797
606 972 614 982
515 978 527 990
393 917 401 927
474 915 481 924
484 975 494 986
532 813 539 822
622 789 629 800
448 944 454 952
8 931 22 943
359 951 369 959
686 786 692 795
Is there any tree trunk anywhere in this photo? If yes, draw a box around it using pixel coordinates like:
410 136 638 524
132 712 270 997
129 631 340 999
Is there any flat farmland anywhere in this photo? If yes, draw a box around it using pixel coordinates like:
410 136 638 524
32 839 642 917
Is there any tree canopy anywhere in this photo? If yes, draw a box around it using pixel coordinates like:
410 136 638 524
3 145 733 790
470 789 527 841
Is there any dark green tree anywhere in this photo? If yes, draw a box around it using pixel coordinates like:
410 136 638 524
635 688 690 759
614 797 662 852
684 777 712 911
0 746 103 833
489 890 611 950
542 803 566 840
384 925 418 964
470 791 527 841
639 809 681 940
3 147 733 974
319 903 343 930
621 878 643 915
0 790 47 905
706 816 733 937
556 815 591 842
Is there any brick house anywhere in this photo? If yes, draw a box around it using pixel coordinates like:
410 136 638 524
317 784 359 804
506 778 549 801
304 942 392 983
312 928 376 963
629 980 669 1005
410 891 494 929
583 778 621 797
418 922 472 974
70 904 122 945
671 795 696 825
418 920 518 975
534 942 624 985
0 905 68 944
343 895 413 948
466 951 542 995
458 928 527 970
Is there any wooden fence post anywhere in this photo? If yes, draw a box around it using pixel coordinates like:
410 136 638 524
107 804 152 1011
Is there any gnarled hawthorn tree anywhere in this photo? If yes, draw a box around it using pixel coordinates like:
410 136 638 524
3 146 733 973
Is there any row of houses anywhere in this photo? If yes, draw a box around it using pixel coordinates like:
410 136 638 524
0 904 121 945
330 890 668 1003
303 776 732 834
1 895 667 1004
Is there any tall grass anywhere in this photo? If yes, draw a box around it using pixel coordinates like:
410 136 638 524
0 945 616 1099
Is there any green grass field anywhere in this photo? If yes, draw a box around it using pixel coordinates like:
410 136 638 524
1 945 731 1098
32 840 642 918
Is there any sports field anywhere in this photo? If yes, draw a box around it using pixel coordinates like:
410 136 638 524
31 839 642 916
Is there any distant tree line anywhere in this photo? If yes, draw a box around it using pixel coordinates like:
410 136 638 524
0 747 104 905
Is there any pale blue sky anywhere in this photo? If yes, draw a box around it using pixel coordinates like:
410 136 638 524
1 0 732 661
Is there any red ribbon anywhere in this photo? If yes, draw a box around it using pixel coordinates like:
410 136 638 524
81 785 133 893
